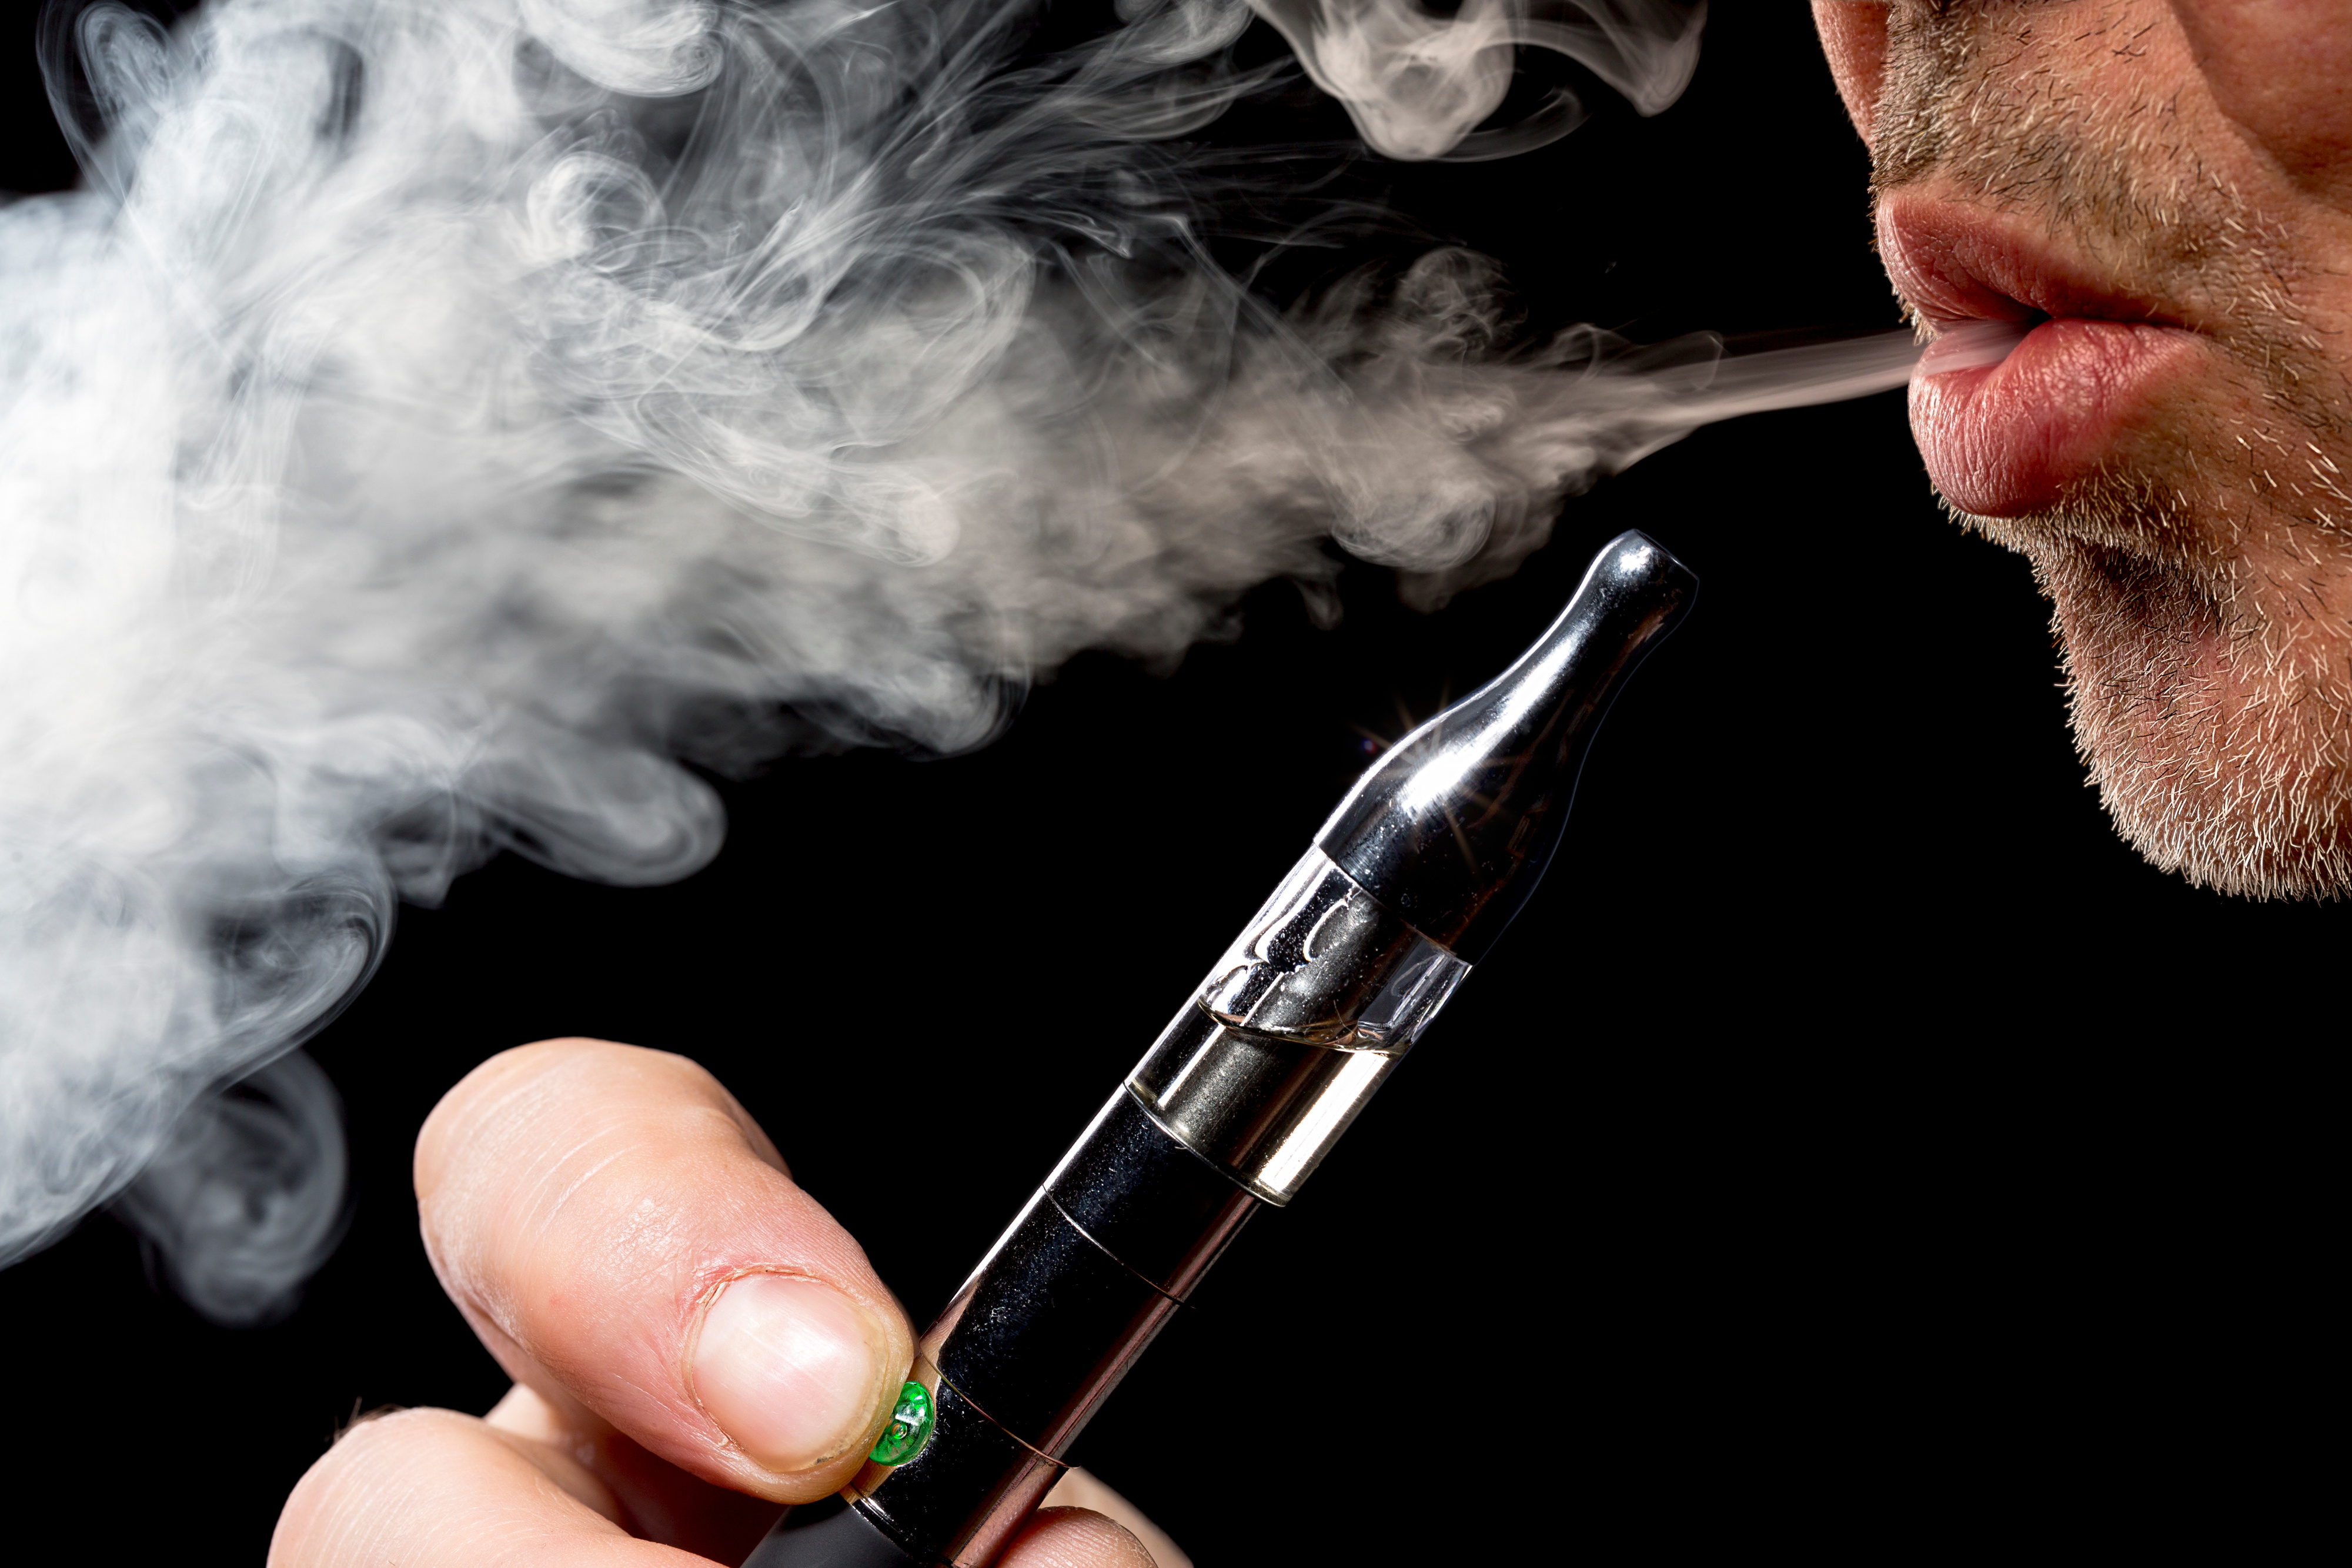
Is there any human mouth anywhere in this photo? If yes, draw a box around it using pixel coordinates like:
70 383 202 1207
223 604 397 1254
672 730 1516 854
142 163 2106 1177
1879 198 2206 517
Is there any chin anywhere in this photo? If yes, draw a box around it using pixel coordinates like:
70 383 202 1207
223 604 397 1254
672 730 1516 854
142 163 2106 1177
1960 504 2352 901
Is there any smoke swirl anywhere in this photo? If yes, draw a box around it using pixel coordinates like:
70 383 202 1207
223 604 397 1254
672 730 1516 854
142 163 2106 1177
1244 0 1704 161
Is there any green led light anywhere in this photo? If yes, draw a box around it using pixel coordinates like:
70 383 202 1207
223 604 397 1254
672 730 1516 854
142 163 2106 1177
869 1380 934 1466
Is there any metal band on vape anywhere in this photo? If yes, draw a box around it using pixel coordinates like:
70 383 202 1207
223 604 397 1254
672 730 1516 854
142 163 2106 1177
1128 847 1469 1204
837 1089 1261 1564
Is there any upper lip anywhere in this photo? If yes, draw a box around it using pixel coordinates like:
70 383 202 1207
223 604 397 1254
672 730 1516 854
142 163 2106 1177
1876 193 2191 333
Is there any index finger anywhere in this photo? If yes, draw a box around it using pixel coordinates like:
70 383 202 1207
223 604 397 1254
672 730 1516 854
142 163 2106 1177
416 1039 916 1504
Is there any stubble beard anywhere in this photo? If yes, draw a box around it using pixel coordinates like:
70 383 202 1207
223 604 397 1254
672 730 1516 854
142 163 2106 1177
1876 1 2352 899
1968 487 2352 900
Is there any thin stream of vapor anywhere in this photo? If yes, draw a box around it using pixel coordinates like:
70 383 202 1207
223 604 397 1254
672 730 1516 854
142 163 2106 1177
1 0 1892 1318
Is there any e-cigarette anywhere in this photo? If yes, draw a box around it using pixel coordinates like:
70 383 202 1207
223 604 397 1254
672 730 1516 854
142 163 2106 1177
744 530 1696 1567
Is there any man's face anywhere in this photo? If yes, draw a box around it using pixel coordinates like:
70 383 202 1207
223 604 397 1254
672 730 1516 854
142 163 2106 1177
1813 1 2352 897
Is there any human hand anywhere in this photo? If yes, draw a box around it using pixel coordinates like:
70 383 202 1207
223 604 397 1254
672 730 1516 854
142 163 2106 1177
270 1039 1182 1567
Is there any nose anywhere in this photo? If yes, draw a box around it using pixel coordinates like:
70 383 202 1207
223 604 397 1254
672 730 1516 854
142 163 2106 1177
1812 1 1892 145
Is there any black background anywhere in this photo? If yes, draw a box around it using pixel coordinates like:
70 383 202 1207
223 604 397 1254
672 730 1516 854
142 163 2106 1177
0 5 2330 1563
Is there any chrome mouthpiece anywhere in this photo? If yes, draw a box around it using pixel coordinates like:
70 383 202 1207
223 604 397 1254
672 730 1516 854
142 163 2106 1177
1129 528 1696 1205
1318 528 1698 961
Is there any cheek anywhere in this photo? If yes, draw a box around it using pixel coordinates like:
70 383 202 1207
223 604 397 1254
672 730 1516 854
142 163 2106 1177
2169 0 2352 202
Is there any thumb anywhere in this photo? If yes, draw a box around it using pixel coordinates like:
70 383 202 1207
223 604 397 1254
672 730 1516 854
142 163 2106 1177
417 1039 916 1503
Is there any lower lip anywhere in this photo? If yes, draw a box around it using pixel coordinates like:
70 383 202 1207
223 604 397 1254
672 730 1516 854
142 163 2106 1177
1909 318 2203 517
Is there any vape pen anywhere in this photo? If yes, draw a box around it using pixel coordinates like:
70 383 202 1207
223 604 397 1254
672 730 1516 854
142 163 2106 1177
744 530 1696 1567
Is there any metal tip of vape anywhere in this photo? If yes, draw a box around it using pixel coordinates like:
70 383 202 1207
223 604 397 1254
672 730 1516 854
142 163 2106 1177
1314 529 1696 962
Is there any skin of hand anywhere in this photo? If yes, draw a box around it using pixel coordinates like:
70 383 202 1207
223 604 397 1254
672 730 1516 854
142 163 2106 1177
1812 1 2352 897
268 1039 1173 1568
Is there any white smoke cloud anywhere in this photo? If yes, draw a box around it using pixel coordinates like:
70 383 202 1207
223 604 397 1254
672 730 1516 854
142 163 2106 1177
0 0 1906 1318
